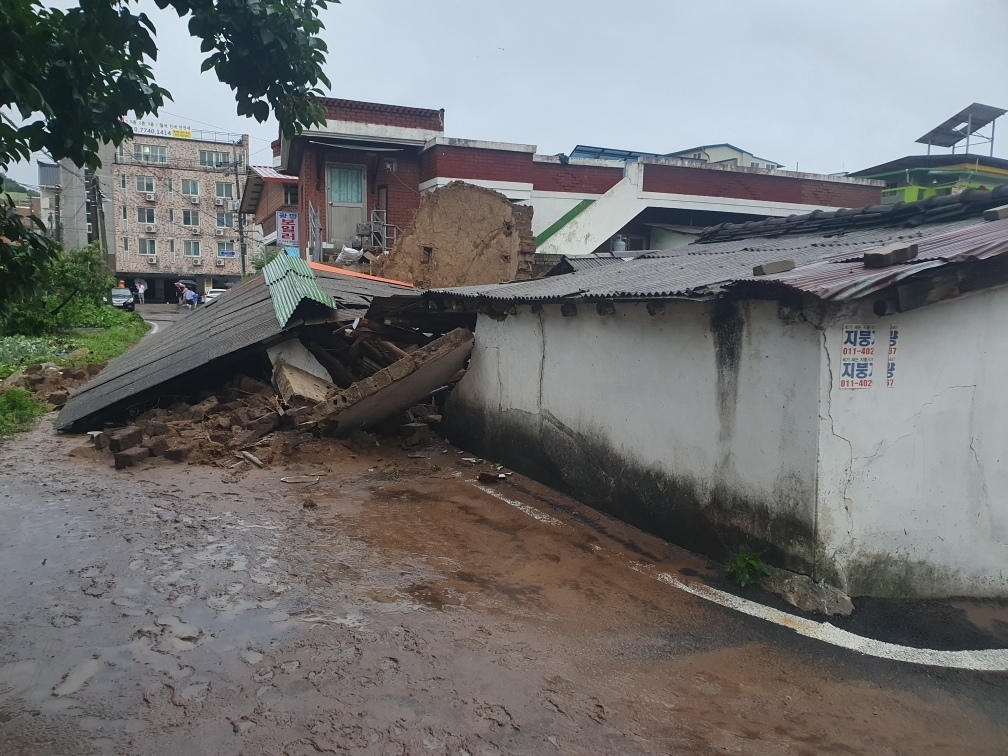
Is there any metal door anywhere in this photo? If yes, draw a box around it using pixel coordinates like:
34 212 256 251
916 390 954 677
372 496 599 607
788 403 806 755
326 165 365 248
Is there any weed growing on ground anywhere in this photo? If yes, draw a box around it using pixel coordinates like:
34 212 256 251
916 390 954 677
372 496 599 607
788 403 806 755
0 389 46 439
725 545 770 587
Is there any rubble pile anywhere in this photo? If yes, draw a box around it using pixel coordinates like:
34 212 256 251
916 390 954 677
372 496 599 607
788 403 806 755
84 324 473 472
3 360 105 408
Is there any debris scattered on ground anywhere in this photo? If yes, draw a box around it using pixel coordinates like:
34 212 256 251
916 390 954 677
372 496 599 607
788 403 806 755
758 566 855 616
3 360 108 409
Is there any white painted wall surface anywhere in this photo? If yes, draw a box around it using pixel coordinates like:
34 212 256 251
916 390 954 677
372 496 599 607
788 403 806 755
453 300 822 561
520 192 598 237
816 287 1008 597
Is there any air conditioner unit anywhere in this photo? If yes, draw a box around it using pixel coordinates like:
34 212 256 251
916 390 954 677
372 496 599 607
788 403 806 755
227 201 239 212
189 196 199 204
192 258 202 266
146 193 155 202
215 258 226 267
145 224 155 233
190 227 200 235
146 255 157 264
215 198 224 206
215 228 224 236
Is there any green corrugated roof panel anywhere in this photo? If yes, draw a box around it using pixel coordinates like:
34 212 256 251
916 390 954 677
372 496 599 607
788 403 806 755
263 255 337 328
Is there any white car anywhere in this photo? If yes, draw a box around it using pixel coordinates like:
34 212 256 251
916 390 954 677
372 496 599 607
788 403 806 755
204 288 229 303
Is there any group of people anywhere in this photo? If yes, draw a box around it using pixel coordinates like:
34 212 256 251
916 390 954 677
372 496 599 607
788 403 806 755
175 282 200 309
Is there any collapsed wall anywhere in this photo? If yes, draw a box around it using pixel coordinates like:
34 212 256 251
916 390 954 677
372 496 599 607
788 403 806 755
374 181 535 288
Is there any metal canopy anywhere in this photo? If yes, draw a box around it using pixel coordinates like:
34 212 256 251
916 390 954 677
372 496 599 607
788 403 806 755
917 103 1006 152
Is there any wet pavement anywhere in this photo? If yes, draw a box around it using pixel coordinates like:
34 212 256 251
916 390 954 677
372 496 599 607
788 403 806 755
1 420 1007 754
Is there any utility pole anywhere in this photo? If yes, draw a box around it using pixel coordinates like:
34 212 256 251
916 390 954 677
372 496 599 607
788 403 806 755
233 140 246 276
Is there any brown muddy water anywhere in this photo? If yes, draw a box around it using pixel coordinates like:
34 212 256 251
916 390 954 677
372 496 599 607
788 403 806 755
1 417 1006 754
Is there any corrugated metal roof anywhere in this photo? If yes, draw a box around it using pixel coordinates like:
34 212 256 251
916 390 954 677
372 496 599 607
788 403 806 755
731 217 1008 300
429 218 988 303
249 165 297 182
56 269 414 431
263 255 337 328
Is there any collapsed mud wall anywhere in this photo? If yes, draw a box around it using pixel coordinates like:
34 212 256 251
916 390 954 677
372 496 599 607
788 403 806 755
442 300 823 576
374 181 536 288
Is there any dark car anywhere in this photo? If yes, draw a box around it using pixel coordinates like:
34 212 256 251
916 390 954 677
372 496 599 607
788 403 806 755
110 287 136 311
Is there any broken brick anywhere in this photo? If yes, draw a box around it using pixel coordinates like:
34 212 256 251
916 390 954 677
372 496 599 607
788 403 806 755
146 437 171 457
115 446 150 469
47 390 69 407
164 444 193 462
108 427 143 453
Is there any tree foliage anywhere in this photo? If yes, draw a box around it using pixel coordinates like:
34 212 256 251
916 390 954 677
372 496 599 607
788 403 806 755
0 0 334 323
3 241 117 335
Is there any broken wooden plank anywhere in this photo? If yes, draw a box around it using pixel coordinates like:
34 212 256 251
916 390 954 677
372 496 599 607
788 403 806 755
273 360 336 408
311 328 474 435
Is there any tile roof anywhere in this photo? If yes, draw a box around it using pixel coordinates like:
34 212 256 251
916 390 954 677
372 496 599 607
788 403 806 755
695 185 1008 243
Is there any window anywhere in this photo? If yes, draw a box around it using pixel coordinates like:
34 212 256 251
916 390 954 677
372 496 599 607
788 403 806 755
283 184 298 205
120 174 126 189
133 144 167 163
139 238 156 255
118 144 125 159
166 178 173 196
168 208 174 225
135 175 154 192
217 242 236 258
200 150 230 167
215 182 233 199
182 179 199 196
216 212 234 228
421 246 433 265
122 237 128 251
169 239 175 261
183 209 199 226
137 207 155 224
328 167 362 204
121 206 127 220
183 240 201 257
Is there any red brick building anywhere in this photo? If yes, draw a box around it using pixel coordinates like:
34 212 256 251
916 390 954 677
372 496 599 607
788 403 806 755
242 98 883 259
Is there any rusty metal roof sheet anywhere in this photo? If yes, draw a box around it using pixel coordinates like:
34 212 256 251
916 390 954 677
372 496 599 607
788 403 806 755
56 269 415 431
730 217 1008 300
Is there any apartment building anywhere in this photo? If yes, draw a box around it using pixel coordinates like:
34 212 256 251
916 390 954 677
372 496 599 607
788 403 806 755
110 120 249 301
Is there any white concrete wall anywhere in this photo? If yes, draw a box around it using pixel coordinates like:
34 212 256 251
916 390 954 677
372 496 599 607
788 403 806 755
451 300 822 565
816 287 1008 597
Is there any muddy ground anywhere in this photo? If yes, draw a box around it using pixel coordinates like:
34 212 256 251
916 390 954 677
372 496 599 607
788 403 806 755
1 418 1007 755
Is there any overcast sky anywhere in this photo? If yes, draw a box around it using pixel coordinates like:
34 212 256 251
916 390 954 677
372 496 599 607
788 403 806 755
7 0 1008 187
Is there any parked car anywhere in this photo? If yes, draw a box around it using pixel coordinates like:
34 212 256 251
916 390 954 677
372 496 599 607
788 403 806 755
204 288 229 303
110 287 136 311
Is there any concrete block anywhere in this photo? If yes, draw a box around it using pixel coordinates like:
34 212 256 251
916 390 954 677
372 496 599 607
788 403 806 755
863 242 918 269
164 444 193 462
983 204 1008 221
753 259 795 276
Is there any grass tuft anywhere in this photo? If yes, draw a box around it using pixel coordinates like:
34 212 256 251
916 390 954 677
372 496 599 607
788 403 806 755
0 389 47 439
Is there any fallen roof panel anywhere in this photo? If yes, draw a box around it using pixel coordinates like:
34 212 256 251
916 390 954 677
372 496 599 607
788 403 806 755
56 269 416 431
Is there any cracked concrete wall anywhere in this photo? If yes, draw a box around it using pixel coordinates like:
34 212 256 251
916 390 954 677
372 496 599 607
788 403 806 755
445 300 822 570
815 287 1008 598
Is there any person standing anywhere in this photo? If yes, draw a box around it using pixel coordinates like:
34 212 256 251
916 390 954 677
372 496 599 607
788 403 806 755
137 281 146 305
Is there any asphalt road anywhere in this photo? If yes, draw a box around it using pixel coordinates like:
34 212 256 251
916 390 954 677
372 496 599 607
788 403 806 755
1 423 1007 754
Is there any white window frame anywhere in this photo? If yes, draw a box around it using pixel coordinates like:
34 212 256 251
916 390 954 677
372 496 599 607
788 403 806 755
183 240 201 257
182 209 200 227
137 207 155 224
134 144 167 164
181 179 199 196
215 181 233 199
139 238 156 255
217 241 236 258
135 175 154 192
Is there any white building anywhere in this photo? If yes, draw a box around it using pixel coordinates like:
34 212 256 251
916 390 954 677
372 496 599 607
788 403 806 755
431 187 1008 598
